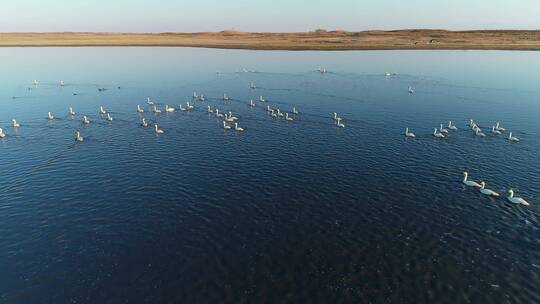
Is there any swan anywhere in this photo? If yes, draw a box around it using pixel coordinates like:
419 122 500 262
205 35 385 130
33 80 39 85
198 94 205 101
336 117 345 128
249 100 255 107
225 113 235 122
215 109 223 118
179 104 187 111
405 128 415 138
223 121 231 129
259 96 266 102
292 107 299 115
491 126 502 135
223 94 230 101
141 118 148 127
385 72 391 77
479 181 500 197
0 128 5 138
147 97 155 105
507 189 530 206
165 105 176 112
228 112 238 121
12 119 20 128
267 105 271 112
75 130 84 142
250 82 256 89
495 122 506 132
276 109 284 117
408 86 415 94
106 113 113 122
186 102 194 110
154 124 164 134
508 132 519 142
333 112 340 121
207 105 213 113
47 112 54 120
285 113 293 121
462 172 481 187
448 121 458 131
153 105 161 113
433 128 445 138
83 116 90 124
60 80 65 87
137 105 144 113
469 119 475 128
475 129 486 137
193 92 198 99
69 107 76 115
439 124 449 134
234 123 244 132
99 106 107 114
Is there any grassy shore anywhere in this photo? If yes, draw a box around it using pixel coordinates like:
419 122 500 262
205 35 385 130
1 30 540 50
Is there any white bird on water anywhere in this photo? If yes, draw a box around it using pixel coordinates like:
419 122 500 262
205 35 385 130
491 126 502 135
223 121 231 129
215 109 223 118
259 96 266 102
249 99 255 107
147 97 155 105
405 128 415 138
137 105 144 113
228 112 238 121
47 112 54 120
495 122 506 132
33 80 39 86
106 113 113 122
69 107 76 116
292 107 299 115
75 130 84 142
336 117 345 128
448 121 458 131
508 132 519 142
475 129 486 137
154 124 164 134
285 113 293 121
60 80 65 87
333 112 340 121
479 181 500 197
225 113 235 123
433 128 445 138
193 92 198 99
153 105 162 114
223 93 230 101
507 189 530 206
408 86 415 94
276 109 284 117
83 116 90 124
198 94 205 101
100 106 107 115
234 123 244 132
141 118 148 127
186 102 194 110
165 105 176 112
12 119 21 128
0 128 5 138
439 124 449 134
250 82 256 89
207 105 213 113
462 172 481 188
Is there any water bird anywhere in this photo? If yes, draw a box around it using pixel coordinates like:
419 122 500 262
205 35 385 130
491 126 502 135
250 82 256 89
249 99 255 107
186 102 194 110
433 128 445 138
276 109 284 117
318 67 327 74
271 109 277 118
137 105 144 113
495 122 506 132
154 124 164 134
508 132 519 142
165 105 176 112
179 104 187 111
12 119 21 128
259 96 266 102
448 121 458 131
285 113 293 121
507 189 530 206
408 86 415 94
100 106 107 114
223 121 231 129
479 181 500 197
336 118 345 128
193 92 198 99
223 94 230 101
153 105 162 114
234 123 244 132
147 97 155 105
207 105 213 113
198 94 205 101
60 80 65 87
47 112 54 120
292 107 299 115
469 119 475 128
225 113 235 122
333 112 340 121
106 113 113 122
385 72 391 77
141 118 148 127
405 128 415 138
462 172 481 188
439 124 449 134
228 112 238 121
267 105 271 112
475 129 486 137
33 80 39 85
215 109 223 118
69 107 76 115
83 116 90 124
75 130 84 142
0 128 5 138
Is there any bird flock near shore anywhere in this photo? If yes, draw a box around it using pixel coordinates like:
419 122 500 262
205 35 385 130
1 74 532 206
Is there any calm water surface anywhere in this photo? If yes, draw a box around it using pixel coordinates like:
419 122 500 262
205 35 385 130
0 48 539 303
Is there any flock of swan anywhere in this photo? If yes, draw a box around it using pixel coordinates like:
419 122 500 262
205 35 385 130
462 172 530 206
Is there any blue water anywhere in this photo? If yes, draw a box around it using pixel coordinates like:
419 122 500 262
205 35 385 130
1 48 539 303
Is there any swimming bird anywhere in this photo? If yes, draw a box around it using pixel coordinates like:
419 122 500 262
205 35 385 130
267 105 271 112
215 109 223 118
141 118 148 127
186 102 194 110
179 104 187 111
439 124 449 134
106 113 113 122
250 82 256 89
276 109 284 117
165 105 176 112
100 106 107 114
69 107 76 116
75 130 84 142
223 94 230 101
33 80 39 86
137 105 144 113
408 86 415 94
491 126 502 135
12 119 20 128
154 124 164 134
271 109 277 118
47 112 54 120
228 112 238 121
475 129 486 137
462 172 481 188
147 97 155 105
60 80 65 87
225 113 235 122
405 128 415 138
433 128 445 138
0 128 5 138
385 72 391 77
249 99 255 107
508 132 519 142
83 116 90 124
153 105 162 114
193 92 198 99
469 119 475 128
495 122 506 132
207 105 213 113
234 123 244 132
448 121 458 131
223 121 231 129
507 189 530 206
336 117 345 128
285 113 293 121
479 181 500 197
198 94 205 101
259 96 266 102
292 107 299 115
333 112 340 121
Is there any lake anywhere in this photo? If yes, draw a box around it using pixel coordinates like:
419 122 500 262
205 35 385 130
0 48 539 303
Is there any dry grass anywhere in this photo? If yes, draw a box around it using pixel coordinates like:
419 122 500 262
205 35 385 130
1 30 540 50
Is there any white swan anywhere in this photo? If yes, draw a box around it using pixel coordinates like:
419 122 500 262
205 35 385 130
106 113 113 122
179 104 187 111
277 109 284 117
249 99 255 107
47 112 54 120
336 117 345 128
448 121 458 131
33 80 39 85
228 112 238 121
154 124 164 134
405 128 415 138
193 92 198 99
137 105 144 113
83 116 90 124
165 105 176 112
215 109 223 118
234 123 244 132
507 189 530 206
469 119 475 128
462 172 481 187
333 112 340 121
508 132 519 142
439 124 449 134
250 82 256 89
198 94 205 101
207 105 213 113
0 128 5 138
408 86 415 94
153 105 161 113
69 107 76 115
285 113 293 121
267 105 271 112
12 119 21 128
75 130 84 142
259 96 266 102
479 181 500 197
60 80 65 87
147 97 155 105
491 126 502 135
223 121 231 129
495 122 506 132
225 113 235 122
292 107 299 115
271 109 277 118
186 102 194 110
141 118 148 127
475 129 486 137
433 128 445 138
100 106 107 114
223 94 230 101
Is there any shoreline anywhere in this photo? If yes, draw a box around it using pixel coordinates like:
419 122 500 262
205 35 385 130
1 30 540 51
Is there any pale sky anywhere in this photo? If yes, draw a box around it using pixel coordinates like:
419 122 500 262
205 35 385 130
1 0 539 32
